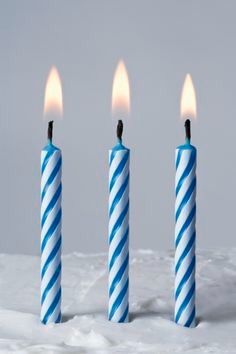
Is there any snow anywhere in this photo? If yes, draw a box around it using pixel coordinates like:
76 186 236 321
0 250 236 353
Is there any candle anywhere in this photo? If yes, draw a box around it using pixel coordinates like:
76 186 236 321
40 67 63 324
108 61 130 323
174 74 197 328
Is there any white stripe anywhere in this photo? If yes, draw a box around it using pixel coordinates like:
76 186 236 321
41 253 61 293
41 175 61 217
175 189 196 236
175 268 195 314
110 289 129 322
109 264 128 310
108 189 129 234
109 212 129 260
41 232 61 273
41 276 61 322
109 161 129 207
109 242 128 285
109 150 128 180
41 152 61 193
175 242 195 290
175 165 195 212
175 150 190 186
41 200 62 240
178 292 195 327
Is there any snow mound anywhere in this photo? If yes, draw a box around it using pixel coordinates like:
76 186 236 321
0 250 235 353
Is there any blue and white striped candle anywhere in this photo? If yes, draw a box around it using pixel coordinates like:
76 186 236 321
174 118 197 328
108 120 130 323
40 121 62 324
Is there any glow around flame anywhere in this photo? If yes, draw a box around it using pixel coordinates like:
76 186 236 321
44 66 63 116
180 74 197 119
112 60 130 117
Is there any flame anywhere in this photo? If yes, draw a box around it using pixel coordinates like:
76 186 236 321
44 66 63 116
112 60 130 116
180 74 197 119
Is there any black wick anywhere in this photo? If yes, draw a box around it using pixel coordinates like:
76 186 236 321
48 120 54 143
117 119 123 141
185 119 191 142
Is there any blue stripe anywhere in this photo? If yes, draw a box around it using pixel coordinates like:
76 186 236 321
175 205 196 248
185 307 195 327
109 151 116 166
41 262 61 305
175 256 195 300
42 288 61 325
109 253 129 297
55 312 61 324
109 201 129 244
109 278 129 321
109 153 129 192
175 231 195 274
41 150 54 174
175 150 182 170
41 235 61 279
175 282 195 324
109 173 129 217
119 304 129 323
176 153 195 196
41 183 62 227
109 227 129 271
175 177 196 222
41 157 62 201
41 209 62 252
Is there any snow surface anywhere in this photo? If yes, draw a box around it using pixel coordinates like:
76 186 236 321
0 250 236 353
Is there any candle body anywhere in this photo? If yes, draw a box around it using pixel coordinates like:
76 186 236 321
174 143 196 328
108 142 130 322
40 143 62 324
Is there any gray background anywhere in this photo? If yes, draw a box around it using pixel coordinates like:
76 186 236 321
0 1 234 255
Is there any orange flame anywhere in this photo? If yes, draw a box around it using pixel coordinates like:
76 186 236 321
44 66 63 116
112 60 130 117
180 74 197 119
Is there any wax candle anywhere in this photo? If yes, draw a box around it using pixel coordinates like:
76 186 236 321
108 120 130 322
174 74 197 328
40 121 62 324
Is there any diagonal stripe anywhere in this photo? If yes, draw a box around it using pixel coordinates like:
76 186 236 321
109 201 129 244
175 149 182 170
175 177 196 222
41 262 61 305
41 157 62 201
41 209 62 252
41 236 61 279
109 279 129 321
42 288 61 325
109 254 129 297
119 304 129 323
175 231 195 274
55 312 61 323
176 153 195 196
175 205 196 247
185 306 195 327
109 227 129 271
175 282 195 323
175 256 195 300
109 174 129 217
109 150 116 166
41 150 54 174
109 153 129 192
41 184 62 227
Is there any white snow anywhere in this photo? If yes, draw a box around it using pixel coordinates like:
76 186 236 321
0 250 236 353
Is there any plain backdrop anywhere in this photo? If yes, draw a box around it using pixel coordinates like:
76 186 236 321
0 0 235 255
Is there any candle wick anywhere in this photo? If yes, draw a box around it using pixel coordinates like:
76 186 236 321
185 119 191 144
117 120 123 143
48 120 54 144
